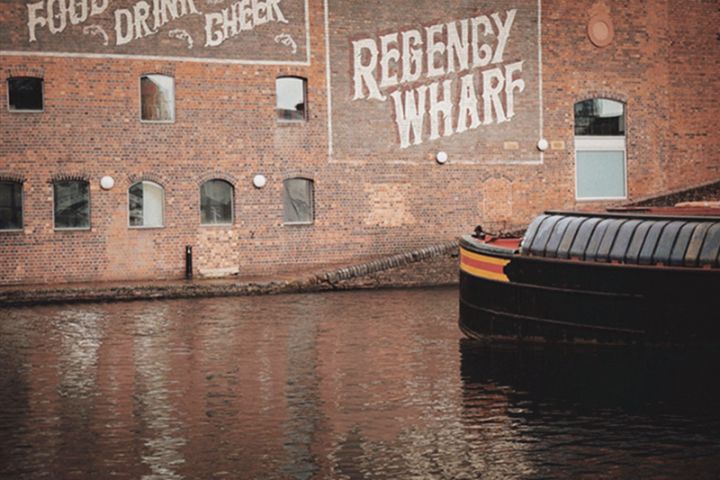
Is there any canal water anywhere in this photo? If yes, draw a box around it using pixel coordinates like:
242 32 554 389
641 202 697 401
2 287 720 479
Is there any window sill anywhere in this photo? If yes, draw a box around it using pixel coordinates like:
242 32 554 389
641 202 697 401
575 196 627 202
8 109 43 113
283 221 314 226
54 227 91 231
200 223 234 227
276 119 307 125
0 228 24 233
140 119 175 124
129 225 165 230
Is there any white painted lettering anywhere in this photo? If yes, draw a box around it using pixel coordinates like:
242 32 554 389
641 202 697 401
482 67 506 124
69 0 89 25
27 1 47 42
471 16 493 68
379 33 400 89
352 38 384 101
391 86 427 149
428 79 454 140
425 23 445 78
114 8 134 45
204 12 224 47
491 9 516 64
133 1 155 39
504 61 525 119
400 29 423 84
446 19 469 74
457 73 481 133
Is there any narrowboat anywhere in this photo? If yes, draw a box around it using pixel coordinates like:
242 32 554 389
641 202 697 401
459 207 720 345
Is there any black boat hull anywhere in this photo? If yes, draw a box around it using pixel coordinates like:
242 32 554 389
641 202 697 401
459 247 720 346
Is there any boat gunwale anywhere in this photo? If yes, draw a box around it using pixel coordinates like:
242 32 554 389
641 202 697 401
460 235 720 273
546 209 720 222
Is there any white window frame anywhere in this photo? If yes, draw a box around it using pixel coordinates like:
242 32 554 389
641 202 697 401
139 74 175 124
128 181 165 229
275 76 307 123
575 136 627 201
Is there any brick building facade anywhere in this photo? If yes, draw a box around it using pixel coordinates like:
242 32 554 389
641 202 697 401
1 0 719 285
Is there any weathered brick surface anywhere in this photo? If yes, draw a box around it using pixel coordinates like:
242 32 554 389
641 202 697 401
1 0 719 286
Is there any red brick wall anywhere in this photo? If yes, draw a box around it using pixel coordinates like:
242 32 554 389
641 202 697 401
1 0 719 285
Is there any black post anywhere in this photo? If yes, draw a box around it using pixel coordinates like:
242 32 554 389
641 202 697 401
185 245 193 280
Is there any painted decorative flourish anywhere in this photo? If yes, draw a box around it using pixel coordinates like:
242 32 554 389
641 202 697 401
169 29 194 49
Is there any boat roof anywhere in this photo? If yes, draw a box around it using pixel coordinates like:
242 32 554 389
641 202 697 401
521 211 720 268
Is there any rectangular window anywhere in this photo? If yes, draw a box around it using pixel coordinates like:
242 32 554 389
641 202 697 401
54 181 90 229
8 77 43 112
0 181 23 230
276 77 306 121
141 75 175 122
129 181 164 228
201 180 233 225
576 146 626 200
283 178 314 224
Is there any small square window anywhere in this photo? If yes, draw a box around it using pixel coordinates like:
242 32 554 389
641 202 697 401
54 180 90 229
276 77 306 121
141 75 175 122
283 178 314 224
8 77 43 111
0 181 23 230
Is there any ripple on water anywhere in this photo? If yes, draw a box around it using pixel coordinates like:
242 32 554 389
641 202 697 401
2 288 720 479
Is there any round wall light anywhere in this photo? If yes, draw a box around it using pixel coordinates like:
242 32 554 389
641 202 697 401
436 151 448 164
100 176 115 190
253 174 267 189
537 138 549 151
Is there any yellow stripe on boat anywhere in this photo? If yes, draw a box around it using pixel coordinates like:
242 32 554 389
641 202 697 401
460 248 510 282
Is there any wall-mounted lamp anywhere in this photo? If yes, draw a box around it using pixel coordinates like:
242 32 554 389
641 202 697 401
253 174 267 188
537 139 549 152
436 151 448 164
100 176 115 190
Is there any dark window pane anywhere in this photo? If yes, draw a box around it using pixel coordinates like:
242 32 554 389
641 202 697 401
574 99 624 136
201 180 233 224
276 77 306 121
54 181 90 229
283 178 313 223
0 181 23 230
8 77 43 111
129 182 144 226
141 75 174 121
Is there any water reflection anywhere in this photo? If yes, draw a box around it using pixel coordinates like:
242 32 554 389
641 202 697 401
1 289 720 479
460 341 720 478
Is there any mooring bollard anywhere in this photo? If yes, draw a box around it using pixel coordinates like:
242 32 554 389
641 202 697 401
185 245 193 280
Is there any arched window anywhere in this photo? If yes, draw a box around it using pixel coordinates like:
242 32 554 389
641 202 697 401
276 76 307 121
574 98 626 200
140 74 175 122
8 76 43 112
0 181 23 230
54 180 90 229
129 181 164 228
200 179 234 225
283 177 314 224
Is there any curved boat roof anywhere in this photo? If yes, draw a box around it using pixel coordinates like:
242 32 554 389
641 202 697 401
520 210 720 268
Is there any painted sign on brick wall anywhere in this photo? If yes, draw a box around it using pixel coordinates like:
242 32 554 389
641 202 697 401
0 0 309 64
325 0 541 163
